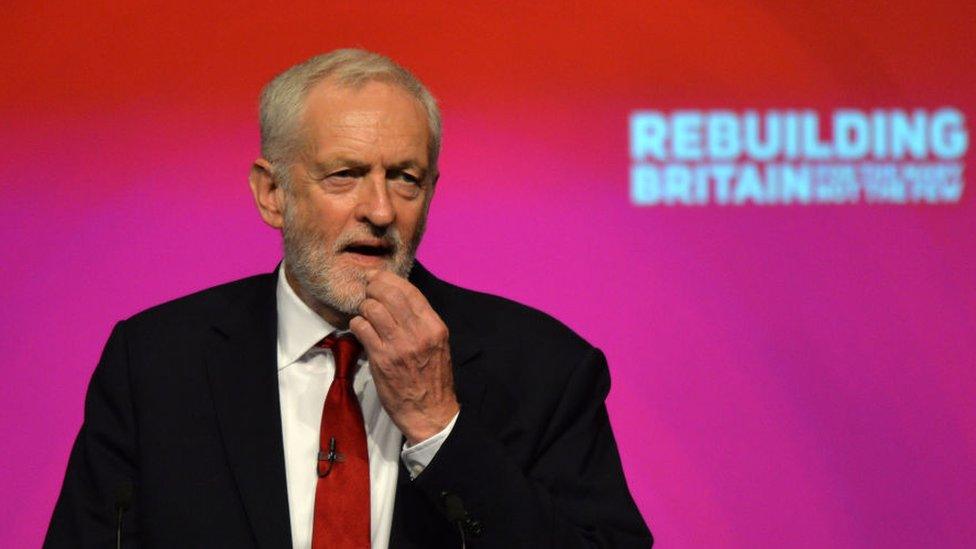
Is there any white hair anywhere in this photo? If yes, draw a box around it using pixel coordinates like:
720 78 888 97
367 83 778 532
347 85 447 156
258 48 442 181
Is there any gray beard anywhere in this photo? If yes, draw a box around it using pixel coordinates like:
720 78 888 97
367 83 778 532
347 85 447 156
281 202 421 316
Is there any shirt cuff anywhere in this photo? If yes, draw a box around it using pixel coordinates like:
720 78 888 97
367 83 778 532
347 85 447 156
400 411 460 480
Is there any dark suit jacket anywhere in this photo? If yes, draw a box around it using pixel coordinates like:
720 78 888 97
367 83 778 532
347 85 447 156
46 264 652 548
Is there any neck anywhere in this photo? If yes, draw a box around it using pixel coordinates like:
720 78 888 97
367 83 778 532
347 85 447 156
283 265 352 329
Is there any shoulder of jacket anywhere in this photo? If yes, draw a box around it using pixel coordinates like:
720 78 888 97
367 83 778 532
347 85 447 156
428 273 594 355
122 271 275 331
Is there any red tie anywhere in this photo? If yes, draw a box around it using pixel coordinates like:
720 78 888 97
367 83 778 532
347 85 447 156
312 333 370 549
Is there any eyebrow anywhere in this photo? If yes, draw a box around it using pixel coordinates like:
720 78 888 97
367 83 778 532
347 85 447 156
386 160 426 173
313 158 369 172
314 158 428 174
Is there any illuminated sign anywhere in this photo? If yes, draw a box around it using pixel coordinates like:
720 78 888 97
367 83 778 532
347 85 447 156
629 109 968 205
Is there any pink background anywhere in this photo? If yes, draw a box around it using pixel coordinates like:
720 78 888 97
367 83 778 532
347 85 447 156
2 2 975 546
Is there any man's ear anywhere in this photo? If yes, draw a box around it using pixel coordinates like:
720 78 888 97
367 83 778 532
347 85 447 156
423 170 439 212
249 158 285 229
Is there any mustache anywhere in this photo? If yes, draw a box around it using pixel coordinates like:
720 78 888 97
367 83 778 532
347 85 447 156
332 227 404 253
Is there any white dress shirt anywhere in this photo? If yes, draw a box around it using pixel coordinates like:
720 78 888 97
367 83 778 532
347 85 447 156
276 266 457 548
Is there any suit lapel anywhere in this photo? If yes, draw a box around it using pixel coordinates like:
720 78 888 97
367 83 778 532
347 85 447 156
409 262 479 364
205 274 292 549
410 262 486 407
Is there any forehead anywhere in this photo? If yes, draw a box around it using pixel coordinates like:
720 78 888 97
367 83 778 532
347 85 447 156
300 79 430 164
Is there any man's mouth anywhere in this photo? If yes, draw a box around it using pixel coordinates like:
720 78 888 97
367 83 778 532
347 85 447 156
342 241 394 257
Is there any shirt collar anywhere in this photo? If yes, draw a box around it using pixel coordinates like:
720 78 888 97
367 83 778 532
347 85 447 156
276 262 336 370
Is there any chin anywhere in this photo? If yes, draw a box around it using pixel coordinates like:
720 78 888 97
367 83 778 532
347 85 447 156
312 263 370 315
320 254 415 313
287 244 417 315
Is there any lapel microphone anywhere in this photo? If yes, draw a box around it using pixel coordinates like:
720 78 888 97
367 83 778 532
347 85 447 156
318 436 343 477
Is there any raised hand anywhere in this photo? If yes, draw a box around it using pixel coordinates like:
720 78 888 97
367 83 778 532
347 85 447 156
349 270 459 445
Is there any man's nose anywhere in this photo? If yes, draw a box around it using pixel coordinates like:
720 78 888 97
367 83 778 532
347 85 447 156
355 171 395 228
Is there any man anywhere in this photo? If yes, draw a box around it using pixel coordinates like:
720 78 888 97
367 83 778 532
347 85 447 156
46 49 652 548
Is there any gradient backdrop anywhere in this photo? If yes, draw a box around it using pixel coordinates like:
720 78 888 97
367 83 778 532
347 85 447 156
3 2 975 547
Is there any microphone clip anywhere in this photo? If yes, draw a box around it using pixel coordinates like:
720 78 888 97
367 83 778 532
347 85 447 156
317 437 344 477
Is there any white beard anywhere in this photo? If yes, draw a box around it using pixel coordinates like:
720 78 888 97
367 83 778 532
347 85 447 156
281 196 421 315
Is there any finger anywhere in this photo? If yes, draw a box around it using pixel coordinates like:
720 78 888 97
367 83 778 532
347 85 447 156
365 275 417 323
365 270 407 300
367 271 433 320
419 315 450 350
358 298 398 341
348 315 383 354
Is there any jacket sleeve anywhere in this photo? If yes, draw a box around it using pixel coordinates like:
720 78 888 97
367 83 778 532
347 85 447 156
45 321 142 548
411 347 653 548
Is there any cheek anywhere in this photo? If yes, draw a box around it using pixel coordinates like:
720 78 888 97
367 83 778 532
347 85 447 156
396 201 429 233
300 204 348 241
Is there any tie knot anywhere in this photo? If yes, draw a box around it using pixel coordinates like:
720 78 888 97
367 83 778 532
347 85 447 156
317 332 363 379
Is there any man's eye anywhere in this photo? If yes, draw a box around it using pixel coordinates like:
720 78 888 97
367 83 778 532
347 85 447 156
393 171 420 184
329 170 356 179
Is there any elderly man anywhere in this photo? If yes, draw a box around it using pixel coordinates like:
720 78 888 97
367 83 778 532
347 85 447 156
46 49 652 548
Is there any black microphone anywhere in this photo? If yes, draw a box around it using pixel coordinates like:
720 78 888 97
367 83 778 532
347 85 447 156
441 491 483 549
114 481 133 549
442 492 468 549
